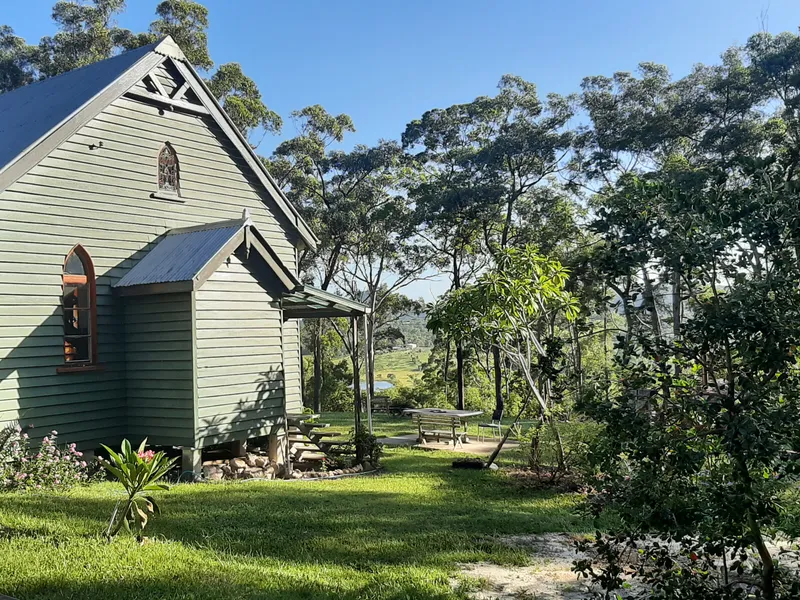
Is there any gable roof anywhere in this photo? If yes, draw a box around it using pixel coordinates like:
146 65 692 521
0 37 318 250
114 216 300 296
115 215 369 316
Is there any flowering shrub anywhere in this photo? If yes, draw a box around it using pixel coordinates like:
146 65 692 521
0 424 90 491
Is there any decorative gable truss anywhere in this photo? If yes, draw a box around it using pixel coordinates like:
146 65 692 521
128 60 210 117
0 36 319 251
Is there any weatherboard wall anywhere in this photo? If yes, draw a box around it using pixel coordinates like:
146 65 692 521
194 253 288 446
124 293 194 447
0 86 302 447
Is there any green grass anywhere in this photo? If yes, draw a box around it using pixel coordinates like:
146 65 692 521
372 348 431 387
321 412 418 439
0 448 608 600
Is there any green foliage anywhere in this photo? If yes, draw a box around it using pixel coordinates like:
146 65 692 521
0 26 35 92
206 62 282 138
36 0 126 77
349 426 383 466
150 0 212 69
100 439 176 538
575 534 800 599
302 355 353 412
430 245 577 418
520 420 600 477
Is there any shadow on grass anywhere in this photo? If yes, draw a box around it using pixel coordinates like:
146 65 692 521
0 449 600 599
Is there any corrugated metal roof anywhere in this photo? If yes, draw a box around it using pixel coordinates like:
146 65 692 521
0 42 158 172
114 222 243 288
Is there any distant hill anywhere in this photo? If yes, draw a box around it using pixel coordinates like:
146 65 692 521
396 313 433 348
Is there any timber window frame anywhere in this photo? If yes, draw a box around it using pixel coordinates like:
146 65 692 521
58 245 99 372
152 142 183 202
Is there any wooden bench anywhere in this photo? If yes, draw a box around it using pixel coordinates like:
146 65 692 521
411 413 466 448
371 395 392 413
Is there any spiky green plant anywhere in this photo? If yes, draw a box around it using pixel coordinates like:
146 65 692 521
100 439 176 538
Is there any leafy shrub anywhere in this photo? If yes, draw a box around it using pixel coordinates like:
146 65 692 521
391 378 451 409
303 357 355 412
353 426 383 466
101 439 176 538
328 427 383 468
520 420 601 478
0 424 90 491
574 533 800 599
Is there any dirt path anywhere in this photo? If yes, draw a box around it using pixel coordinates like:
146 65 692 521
458 534 591 599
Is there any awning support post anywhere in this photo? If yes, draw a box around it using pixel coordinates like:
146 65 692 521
352 316 362 434
364 313 373 435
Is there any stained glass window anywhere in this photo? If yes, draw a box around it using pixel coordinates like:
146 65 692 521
62 246 96 365
158 143 180 195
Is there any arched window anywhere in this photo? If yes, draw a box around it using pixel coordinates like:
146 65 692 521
157 143 180 196
62 245 97 366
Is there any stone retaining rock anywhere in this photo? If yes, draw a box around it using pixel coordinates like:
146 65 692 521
200 458 379 481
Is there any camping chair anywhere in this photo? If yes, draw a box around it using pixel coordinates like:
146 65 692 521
477 409 503 441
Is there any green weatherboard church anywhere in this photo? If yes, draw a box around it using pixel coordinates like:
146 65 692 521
0 37 366 473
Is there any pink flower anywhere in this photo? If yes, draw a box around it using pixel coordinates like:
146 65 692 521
79 461 87 468
50 430 58 436
75 452 83 458
138 450 156 462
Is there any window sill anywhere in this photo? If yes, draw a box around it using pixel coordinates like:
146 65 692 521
56 364 105 374
150 191 185 203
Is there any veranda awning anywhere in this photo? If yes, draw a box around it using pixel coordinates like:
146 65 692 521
281 285 369 319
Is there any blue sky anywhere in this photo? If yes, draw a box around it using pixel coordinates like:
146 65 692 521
5 0 800 300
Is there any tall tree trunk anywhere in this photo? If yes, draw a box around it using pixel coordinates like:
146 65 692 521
453 253 465 411
492 347 503 419
456 344 465 411
671 269 681 339
641 265 662 339
608 280 634 359
313 322 323 414
571 322 583 408
351 317 362 433
366 314 376 399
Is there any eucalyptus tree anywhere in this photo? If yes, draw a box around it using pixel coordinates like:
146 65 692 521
406 76 576 414
0 26 34 93
271 107 404 411
34 0 126 77
403 100 494 410
335 168 429 397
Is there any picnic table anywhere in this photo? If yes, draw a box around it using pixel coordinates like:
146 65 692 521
402 408 483 444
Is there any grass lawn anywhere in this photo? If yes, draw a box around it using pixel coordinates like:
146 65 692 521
321 412 418 439
372 348 431 387
0 448 608 600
